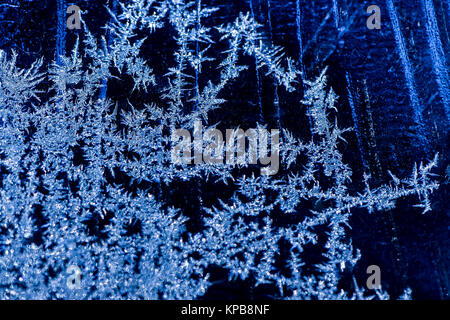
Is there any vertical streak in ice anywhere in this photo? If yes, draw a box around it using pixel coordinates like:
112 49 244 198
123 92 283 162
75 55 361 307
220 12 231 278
386 0 425 135
267 0 281 127
346 73 368 170
363 80 384 176
332 0 339 28
422 0 449 121
297 0 314 134
249 0 264 123
296 0 305 74
194 0 201 111
56 0 66 65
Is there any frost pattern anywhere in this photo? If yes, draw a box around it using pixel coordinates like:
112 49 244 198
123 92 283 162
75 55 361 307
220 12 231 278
0 0 440 300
